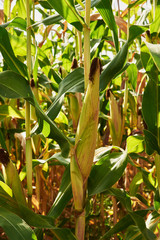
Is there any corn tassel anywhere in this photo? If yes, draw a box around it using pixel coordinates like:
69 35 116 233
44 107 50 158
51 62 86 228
70 58 101 239
0 149 26 206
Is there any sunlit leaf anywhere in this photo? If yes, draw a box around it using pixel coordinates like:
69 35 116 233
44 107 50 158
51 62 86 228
0 27 28 77
127 135 144 154
88 150 128 195
46 0 84 31
129 172 143 196
1 17 26 30
0 105 24 121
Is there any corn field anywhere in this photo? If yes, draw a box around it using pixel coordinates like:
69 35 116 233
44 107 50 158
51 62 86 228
0 0 160 239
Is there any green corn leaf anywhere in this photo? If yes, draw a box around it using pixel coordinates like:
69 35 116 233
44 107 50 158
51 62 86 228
9 33 35 57
0 207 37 240
100 42 128 91
144 41 160 72
88 149 128 196
50 229 77 240
127 63 138 90
129 212 156 240
32 14 63 28
129 25 148 44
143 129 160 155
128 0 146 9
0 187 76 239
129 171 143 196
32 67 84 152
100 209 149 239
11 0 26 19
0 70 70 157
146 211 160 232
142 78 160 152
1 17 27 30
46 0 84 31
150 0 160 34
45 67 84 121
4 0 10 22
0 183 20 214
96 0 119 53
99 24 148 85
48 165 72 219
141 41 160 154
127 135 144 154
0 130 7 151
0 105 24 121
107 188 132 211
101 188 156 239
125 226 144 240
0 70 33 99
0 27 28 78
38 0 53 9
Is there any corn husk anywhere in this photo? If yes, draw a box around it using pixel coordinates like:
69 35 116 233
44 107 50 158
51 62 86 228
70 58 101 211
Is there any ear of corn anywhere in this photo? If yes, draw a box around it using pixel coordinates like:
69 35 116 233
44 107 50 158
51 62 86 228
69 58 81 131
108 91 123 146
69 94 81 131
0 149 26 206
70 58 101 213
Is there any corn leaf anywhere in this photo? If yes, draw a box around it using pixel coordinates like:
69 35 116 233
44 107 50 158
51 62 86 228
150 0 160 34
46 67 84 120
101 189 156 239
141 42 160 154
96 0 119 53
32 14 63 28
127 135 144 154
1 17 26 30
46 0 84 31
0 27 27 78
3 0 10 22
0 207 37 240
101 209 149 239
88 150 128 196
11 0 26 19
0 187 76 239
100 42 128 91
48 165 72 219
0 70 70 157
128 0 146 9
0 105 24 121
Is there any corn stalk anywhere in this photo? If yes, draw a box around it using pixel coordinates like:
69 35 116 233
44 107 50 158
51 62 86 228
26 0 32 208
70 58 101 240
84 0 91 91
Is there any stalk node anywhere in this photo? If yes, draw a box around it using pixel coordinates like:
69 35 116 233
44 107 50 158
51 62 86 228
26 136 31 140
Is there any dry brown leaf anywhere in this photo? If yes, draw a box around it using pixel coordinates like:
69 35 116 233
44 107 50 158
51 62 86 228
131 196 148 209
62 20 67 39
115 16 127 34
0 9 4 24
38 25 53 48
90 13 101 21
